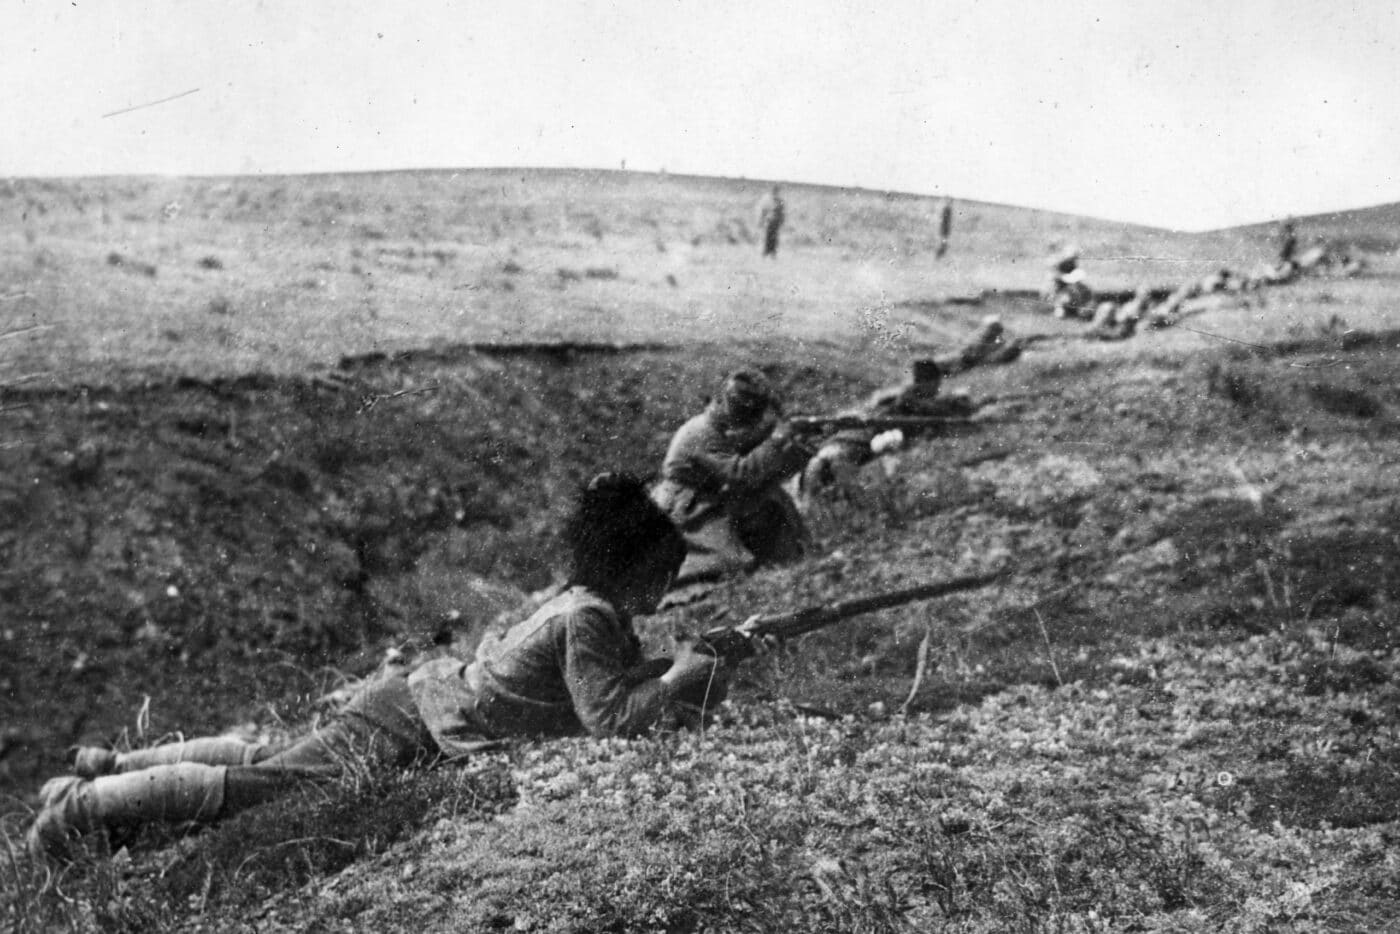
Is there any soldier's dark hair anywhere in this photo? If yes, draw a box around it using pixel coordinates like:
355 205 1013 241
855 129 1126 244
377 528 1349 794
564 472 685 589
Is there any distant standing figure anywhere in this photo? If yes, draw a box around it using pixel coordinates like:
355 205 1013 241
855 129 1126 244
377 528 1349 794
936 198 953 258
756 185 786 258
1277 218 1297 264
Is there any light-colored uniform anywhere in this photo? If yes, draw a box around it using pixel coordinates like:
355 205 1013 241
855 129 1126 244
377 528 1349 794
29 588 707 859
652 404 811 585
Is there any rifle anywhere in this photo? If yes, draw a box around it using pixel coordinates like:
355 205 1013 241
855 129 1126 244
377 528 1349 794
694 569 1004 662
787 414 972 435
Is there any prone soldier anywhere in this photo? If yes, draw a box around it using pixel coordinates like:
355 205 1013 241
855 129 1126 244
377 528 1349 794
28 475 730 861
799 359 974 497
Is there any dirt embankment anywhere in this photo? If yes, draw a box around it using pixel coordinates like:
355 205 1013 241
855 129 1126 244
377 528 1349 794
3 321 1399 811
0 343 879 799
6 322 1400 931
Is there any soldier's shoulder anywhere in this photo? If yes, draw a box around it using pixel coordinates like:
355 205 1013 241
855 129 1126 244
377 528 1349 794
672 410 720 441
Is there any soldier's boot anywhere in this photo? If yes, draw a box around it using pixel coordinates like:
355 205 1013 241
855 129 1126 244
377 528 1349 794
71 738 267 778
27 763 227 862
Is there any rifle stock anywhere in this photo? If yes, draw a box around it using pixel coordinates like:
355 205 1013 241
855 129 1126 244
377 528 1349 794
696 569 1004 662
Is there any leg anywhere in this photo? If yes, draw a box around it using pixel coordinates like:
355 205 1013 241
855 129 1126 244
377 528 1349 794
736 489 810 566
673 515 758 586
258 673 436 775
72 736 280 777
28 763 228 861
31 675 436 861
29 762 325 862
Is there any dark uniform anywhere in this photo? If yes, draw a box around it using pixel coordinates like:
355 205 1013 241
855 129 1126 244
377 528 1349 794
757 186 786 258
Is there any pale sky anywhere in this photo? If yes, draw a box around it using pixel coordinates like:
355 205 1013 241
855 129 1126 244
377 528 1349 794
4 0 1399 230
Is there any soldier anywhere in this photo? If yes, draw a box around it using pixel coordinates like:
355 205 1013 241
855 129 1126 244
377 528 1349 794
1047 245 1093 318
1294 241 1330 273
1087 300 1119 332
935 197 954 259
1105 284 1154 338
935 315 1022 375
652 370 815 586
28 474 730 861
801 359 971 496
1276 217 1297 265
1242 257 1298 290
756 185 786 258
1047 244 1080 291
1086 300 1141 341
1199 267 1236 295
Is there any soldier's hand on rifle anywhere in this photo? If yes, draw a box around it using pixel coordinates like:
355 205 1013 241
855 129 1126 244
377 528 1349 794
772 419 823 456
736 614 781 655
661 637 727 691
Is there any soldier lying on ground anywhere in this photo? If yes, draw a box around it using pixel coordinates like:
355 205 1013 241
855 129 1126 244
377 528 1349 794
935 316 1023 376
28 474 731 861
1198 267 1238 295
1242 258 1299 290
1294 242 1331 274
1086 299 1140 341
800 359 972 496
652 370 815 587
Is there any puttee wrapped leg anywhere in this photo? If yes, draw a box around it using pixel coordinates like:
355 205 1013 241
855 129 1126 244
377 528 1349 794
72 737 270 778
27 763 227 862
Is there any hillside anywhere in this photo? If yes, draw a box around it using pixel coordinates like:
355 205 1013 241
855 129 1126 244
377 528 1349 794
1222 200 1400 255
3 170 1399 932
1 169 1279 383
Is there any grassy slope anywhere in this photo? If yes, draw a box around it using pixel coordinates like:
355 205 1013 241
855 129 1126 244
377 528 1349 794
3 171 1399 932
1 169 1276 381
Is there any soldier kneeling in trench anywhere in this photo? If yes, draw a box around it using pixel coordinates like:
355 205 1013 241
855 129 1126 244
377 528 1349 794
28 474 731 862
651 370 817 588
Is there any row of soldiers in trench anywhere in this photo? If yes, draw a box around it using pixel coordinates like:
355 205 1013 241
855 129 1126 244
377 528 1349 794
1046 226 1367 341
24 344 1010 863
40 216 1336 862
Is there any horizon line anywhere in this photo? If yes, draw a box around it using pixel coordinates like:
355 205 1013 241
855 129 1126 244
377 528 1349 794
5 163 1388 235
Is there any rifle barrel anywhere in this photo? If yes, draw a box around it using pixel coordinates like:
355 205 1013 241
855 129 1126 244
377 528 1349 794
790 415 970 432
749 570 1004 641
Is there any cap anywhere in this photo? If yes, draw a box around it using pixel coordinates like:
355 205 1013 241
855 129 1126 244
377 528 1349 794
719 370 776 423
910 359 942 387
